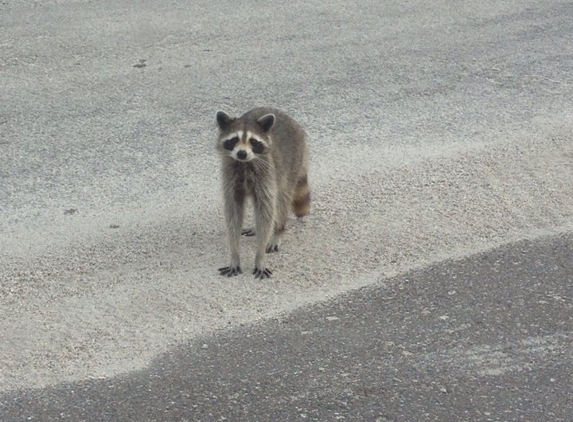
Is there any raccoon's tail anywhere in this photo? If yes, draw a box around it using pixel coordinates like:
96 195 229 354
292 174 311 218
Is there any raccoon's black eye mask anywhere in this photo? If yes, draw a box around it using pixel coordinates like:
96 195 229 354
223 137 239 151
249 138 265 154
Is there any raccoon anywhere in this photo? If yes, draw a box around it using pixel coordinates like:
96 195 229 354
215 107 310 279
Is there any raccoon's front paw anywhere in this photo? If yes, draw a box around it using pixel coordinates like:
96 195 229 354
241 228 256 237
218 265 242 277
252 267 272 279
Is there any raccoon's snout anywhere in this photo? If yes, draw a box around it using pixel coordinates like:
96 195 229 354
236 150 248 160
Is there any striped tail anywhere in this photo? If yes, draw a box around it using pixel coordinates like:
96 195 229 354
292 174 311 218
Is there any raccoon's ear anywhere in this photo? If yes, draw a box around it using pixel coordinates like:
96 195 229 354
216 111 235 130
257 114 275 133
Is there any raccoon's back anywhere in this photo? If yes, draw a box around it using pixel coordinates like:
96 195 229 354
246 107 308 179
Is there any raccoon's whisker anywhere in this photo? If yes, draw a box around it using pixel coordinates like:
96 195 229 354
253 158 271 172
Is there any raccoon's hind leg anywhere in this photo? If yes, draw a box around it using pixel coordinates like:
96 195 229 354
292 174 311 218
241 197 256 236
266 189 292 253
241 227 256 237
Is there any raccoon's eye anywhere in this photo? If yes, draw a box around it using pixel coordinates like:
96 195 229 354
223 137 239 151
249 138 265 154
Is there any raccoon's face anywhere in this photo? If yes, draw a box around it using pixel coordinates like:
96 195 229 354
216 111 275 162
219 130 268 162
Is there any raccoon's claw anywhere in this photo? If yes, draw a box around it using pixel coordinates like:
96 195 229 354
241 228 256 237
218 266 242 277
253 267 272 279
266 235 281 253
265 244 279 253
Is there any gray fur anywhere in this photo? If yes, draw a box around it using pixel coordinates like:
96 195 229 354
216 107 310 279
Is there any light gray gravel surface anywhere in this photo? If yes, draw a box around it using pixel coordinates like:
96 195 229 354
1 0 573 392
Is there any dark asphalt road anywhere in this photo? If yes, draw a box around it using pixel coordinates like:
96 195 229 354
2 233 572 422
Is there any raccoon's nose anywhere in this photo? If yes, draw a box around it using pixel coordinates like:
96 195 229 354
236 150 247 160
